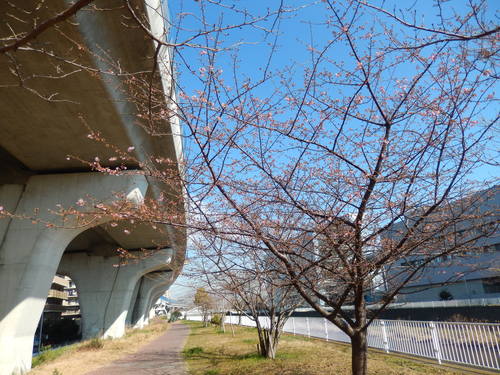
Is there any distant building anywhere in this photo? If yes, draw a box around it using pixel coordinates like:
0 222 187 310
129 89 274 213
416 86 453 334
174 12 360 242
43 275 69 319
42 275 81 318
62 278 80 317
381 186 500 302
35 275 81 350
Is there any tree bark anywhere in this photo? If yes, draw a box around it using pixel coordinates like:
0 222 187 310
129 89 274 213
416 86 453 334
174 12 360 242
203 311 209 327
265 333 276 359
220 312 226 333
256 325 281 359
351 330 368 375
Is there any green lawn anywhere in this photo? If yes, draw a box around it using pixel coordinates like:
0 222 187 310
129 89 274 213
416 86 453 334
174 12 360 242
182 321 464 375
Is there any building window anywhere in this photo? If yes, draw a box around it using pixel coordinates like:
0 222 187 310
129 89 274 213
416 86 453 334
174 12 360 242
401 258 426 268
482 277 500 294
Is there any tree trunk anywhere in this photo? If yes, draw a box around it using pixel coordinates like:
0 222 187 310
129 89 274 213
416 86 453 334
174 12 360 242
351 330 368 375
203 311 209 327
256 326 280 359
256 327 267 357
265 334 276 359
230 321 235 337
220 312 226 333
265 331 278 359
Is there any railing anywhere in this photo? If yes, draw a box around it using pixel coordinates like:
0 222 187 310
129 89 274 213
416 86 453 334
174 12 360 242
47 290 68 300
186 314 500 371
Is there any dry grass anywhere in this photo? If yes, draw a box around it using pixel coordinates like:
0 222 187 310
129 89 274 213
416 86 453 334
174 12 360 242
182 321 464 375
30 318 170 375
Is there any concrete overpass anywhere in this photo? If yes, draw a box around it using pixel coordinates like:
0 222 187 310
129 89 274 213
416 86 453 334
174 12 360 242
0 1 186 374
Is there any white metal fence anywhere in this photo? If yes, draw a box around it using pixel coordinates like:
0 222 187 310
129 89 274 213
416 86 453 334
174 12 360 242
186 314 500 371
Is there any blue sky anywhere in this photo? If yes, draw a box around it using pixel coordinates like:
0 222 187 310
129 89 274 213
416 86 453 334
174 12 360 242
164 0 500 300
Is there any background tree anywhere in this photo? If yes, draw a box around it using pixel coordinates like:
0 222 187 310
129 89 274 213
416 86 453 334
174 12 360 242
193 235 304 359
193 287 214 327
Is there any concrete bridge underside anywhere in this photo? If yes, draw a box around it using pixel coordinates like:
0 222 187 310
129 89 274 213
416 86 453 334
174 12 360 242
0 1 185 374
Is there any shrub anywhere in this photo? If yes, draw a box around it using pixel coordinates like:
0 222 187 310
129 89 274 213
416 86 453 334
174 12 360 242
439 290 453 301
184 346 204 357
210 314 222 326
447 314 491 323
79 337 104 351
169 310 182 322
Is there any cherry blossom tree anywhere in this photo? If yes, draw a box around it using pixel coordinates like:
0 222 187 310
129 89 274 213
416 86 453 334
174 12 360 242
1 1 498 374
171 1 498 373
192 234 304 358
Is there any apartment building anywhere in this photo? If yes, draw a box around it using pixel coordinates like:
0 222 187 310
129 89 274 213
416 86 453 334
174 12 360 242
381 186 499 302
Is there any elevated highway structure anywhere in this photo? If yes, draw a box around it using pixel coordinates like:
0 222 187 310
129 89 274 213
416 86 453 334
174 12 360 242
0 1 185 374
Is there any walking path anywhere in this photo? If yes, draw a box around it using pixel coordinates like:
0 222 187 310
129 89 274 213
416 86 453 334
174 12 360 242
85 322 190 375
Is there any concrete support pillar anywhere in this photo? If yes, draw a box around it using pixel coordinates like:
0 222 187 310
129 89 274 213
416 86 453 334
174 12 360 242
0 173 148 375
131 271 173 329
58 249 172 339
126 277 142 327
0 185 24 242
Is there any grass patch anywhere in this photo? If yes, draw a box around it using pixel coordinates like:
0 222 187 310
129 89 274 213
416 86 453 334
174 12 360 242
241 338 256 345
30 318 170 375
32 346 75 368
383 356 429 372
182 321 463 375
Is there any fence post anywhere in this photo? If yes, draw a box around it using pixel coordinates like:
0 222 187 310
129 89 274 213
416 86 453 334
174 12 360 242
381 321 389 353
324 318 329 341
306 317 311 338
292 317 296 336
429 322 442 364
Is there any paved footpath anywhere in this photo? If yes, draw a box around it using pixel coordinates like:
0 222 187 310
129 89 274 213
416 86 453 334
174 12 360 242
85 322 190 375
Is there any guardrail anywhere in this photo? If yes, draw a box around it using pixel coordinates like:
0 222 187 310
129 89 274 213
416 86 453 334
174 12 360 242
186 314 500 371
